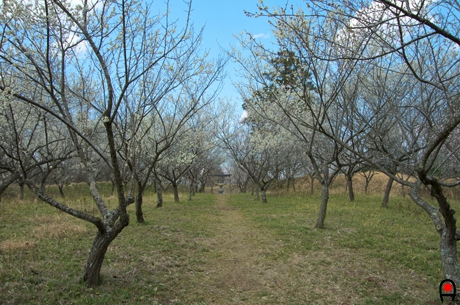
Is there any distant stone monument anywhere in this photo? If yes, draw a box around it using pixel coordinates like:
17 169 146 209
211 174 231 194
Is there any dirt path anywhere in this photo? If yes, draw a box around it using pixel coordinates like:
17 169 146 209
195 194 289 304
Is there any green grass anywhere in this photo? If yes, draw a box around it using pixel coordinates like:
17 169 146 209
227 192 444 304
0 184 454 304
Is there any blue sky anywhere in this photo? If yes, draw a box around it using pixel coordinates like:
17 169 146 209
169 0 306 114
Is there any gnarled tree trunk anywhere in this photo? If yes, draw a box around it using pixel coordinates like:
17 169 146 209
83 221 127 286
409 181 460 283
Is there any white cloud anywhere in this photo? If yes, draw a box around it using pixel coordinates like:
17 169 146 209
253 32 270 39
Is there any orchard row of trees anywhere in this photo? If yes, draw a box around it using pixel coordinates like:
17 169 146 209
0 0 226 286
218 0 460 284
2 0 460 290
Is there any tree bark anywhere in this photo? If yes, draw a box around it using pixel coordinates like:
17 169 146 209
156 189 163 208
310 174 315 195
172 182 179 202
409 182 460 283
188 177 194 201
19 181 25 200
382 177 394 208
347 176 355 202
261 189 267 203
135 189 144 223
83 228 121 287
40 180 46 193
57 183 65 198
360 171 375 194
364 179 370 194
315 182 329 228
110 179 115 196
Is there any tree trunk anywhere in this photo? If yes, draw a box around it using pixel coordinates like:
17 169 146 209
110 179 115 196
315 182 329 228
261 189 267 203
134 177 145 223
40 180 46 193
255 187 259 201
188 176 195 201
310 175 315 195
156 189 163 208
409 182 460 283
19 181 25 200
361 171 375 194
382 177 394 208
135 191 144 223
83 231 116 287
172 183 179 202
57 183 65 198
431 179 460 283
197 179 205 193
347 176 355 202
439 229 460 283
364 179 370 194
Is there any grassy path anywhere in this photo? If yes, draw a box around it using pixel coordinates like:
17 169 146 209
0 189 443 304
196 194 273 303
187 193 440 305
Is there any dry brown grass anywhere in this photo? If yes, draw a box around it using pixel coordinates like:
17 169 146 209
261 171 460 201
26 213 88 239
32 222 87 239
0 213 87 254
0 239 37 251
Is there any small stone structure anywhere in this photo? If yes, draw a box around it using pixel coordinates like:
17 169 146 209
211 174 231 194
